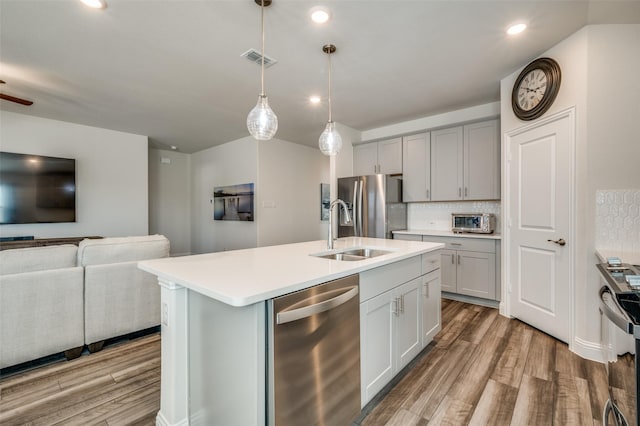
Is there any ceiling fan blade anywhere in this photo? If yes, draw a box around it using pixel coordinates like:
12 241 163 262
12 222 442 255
0 93 34 106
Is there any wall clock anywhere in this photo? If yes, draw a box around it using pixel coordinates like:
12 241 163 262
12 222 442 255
511 57 561 121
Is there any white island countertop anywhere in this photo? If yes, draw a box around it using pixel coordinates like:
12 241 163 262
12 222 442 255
595 248 640 265
138 237 443 307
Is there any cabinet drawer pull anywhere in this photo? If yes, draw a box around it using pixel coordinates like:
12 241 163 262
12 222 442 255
451 242 462 246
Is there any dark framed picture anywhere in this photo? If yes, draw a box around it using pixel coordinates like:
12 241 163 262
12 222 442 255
213 183 254 221
321 183 330 221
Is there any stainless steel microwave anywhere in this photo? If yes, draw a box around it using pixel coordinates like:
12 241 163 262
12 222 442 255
452 213 496 234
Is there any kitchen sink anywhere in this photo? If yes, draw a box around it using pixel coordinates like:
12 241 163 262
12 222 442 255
311 247 395 261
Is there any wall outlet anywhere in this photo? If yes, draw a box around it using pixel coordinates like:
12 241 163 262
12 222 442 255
162 303 168 326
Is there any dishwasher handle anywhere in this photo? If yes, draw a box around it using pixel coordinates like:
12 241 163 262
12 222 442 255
599 286 633 334
277 286 359 325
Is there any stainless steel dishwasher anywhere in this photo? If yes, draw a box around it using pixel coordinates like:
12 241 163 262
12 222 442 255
267 274 361 426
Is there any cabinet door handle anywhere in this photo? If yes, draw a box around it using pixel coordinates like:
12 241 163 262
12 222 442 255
464 187 468 197
401 295 405 314
426 189 430 199
392 298 399 316
458 187 462 197
424 282 429 298
451 255 454 264
458 254 461 265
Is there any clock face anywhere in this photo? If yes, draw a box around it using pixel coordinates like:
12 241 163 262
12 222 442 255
511 57 561 121
517 68 547 111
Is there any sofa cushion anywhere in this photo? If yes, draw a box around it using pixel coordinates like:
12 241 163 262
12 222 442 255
0 244 78 275
77 235 169 266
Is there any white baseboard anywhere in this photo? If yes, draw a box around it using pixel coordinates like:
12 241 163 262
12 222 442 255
442 292 500 309
572 336 605 363
156 411 189 426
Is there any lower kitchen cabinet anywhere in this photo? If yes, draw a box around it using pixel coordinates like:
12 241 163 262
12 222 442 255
441 248 496 299
359 252 441 407
421 269 441 346
395 233 500 302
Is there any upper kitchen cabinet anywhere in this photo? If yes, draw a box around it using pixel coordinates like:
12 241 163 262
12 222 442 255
430 127 464 201
464 120 500 200
402 132 431 202
354 138 402 175
430 119 500 201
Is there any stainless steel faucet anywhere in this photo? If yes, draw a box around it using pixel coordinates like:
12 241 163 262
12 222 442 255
328 199 351 249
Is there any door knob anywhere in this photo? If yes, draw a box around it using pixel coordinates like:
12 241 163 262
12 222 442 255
547 238 566 246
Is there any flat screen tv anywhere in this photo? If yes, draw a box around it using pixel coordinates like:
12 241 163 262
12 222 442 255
0 152 76 224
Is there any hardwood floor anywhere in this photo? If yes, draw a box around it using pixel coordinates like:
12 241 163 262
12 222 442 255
0 300 614 425
362 299 610 425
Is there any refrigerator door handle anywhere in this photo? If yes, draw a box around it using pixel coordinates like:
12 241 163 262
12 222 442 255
352 180 359 235
357 179 364 236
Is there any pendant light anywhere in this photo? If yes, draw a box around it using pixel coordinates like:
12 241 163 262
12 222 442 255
318 44 342 156
247 0 278 140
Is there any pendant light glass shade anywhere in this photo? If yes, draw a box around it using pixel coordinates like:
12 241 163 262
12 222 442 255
247 95 278 140
247 0 277 141
319 44 341 156
319 121 342 156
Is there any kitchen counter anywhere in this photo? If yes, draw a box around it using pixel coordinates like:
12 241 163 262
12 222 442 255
139 237 443 426
595 248 640 265
394 229 502 240
139 236 443 307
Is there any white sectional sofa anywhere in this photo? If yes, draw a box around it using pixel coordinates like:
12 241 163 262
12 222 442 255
0 235 170 370
78 235 169 352
0 245 85 369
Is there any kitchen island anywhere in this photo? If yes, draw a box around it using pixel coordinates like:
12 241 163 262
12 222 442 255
139 237 443 426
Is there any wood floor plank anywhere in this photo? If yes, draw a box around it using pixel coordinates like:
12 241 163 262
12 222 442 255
426 395 473 426
467 379 518 425
457 306 499 345
523 331 556 381
509 374 555 426
490 319 533 388
383 408 427 426
553 371 594 425
405 340 475 421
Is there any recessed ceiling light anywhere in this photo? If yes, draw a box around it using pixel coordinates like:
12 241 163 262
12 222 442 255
507 23 527 35
309 95 321 104
80 0 107 9
310 7 330 24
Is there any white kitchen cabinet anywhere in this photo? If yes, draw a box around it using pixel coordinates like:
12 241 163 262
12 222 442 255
430 127 463 201
402 132 431 202
464 120 500 200
421 269 441 347
430 120 500 201
395 233 500 302
359 252 440 407
354 138 402 175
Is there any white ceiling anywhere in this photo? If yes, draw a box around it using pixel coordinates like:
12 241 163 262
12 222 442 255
1 0 639 153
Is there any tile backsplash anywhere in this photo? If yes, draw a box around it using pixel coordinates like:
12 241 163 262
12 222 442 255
407 201 501 231
595 189 640 253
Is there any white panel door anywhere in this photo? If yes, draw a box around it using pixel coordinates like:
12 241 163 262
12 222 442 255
508 113 572 343
431 126 463 201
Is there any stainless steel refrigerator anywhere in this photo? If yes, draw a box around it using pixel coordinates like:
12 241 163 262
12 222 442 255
337 174 407 239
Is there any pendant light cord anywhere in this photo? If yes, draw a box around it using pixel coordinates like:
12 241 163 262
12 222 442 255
260 0 265 96
328 50 332 122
